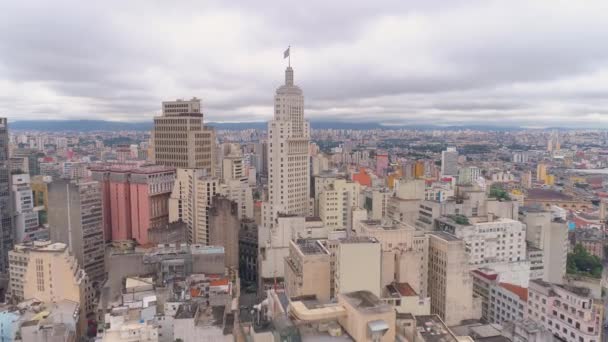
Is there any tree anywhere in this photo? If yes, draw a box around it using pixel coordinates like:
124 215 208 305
567 244 603 279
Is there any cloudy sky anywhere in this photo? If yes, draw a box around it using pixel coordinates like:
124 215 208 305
1 0 608 127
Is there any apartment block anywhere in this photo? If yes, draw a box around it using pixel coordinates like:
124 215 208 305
168 169 218 244
527 279 602 342
520 207 568 284
472 268 528 325
8 240 92 330
284 239 331 302
317 178 360 231
427 232 479 326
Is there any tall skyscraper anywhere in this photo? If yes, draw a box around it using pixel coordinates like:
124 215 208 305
440 147 458 177
259 63 312 286
266 65 310 220
151 98 215 174
48 179 106 285
0 118 13 272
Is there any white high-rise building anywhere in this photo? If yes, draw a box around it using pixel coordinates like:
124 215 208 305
168 169 219 244
265 65 310 221
441 147 458 177
259 63 311 286
11 174 45 243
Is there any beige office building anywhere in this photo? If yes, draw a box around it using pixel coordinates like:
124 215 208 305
284 239 331 302
520 207 568 284
152 98 215 174
8 241 91 318
169 169 219 244
317 178 361 232
427 232 478 326
336 237 382 298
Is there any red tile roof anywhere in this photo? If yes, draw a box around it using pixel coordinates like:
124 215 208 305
499 282 528 302
209 278 230 287
472 269 498 281
394 282 417 297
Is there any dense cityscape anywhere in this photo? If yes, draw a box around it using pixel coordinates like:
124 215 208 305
0 61 606 342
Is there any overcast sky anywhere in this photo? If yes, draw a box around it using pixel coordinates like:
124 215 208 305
1 0 608 127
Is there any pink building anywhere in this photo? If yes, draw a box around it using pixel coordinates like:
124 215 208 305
91 164 175 245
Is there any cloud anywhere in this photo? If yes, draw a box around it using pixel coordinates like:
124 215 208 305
1 0 608 127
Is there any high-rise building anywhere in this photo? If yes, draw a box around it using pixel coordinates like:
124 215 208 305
48 180 106 285
520 207 568 284
336 237 382 298
527 279 602 342
152 98 215 174
209 196 239 269
90 164 175 244
440 147 458 177
219 179 253 219
457 166 481 185
12 174 46 243
284 239 331 302
427 231 479 326
169 169 218 244
221 145 246 183
435 216 528 286
259 64 311 287
265 65 310 220
521 170 533 189
317 178 361 232
0 118 13 272
12 148 43 176
536 163 547 182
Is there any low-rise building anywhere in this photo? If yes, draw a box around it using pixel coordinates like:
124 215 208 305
527 279 602 342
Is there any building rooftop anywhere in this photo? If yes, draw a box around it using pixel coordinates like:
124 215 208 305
14 240 67 253
427 231 461 242
472 269 498 281
556 284 591 298
393 283 417 297
340 236 378 244
526 188 574 201
341 291 392 315
295 239 329 255
415 315 458 342
499 283 528 302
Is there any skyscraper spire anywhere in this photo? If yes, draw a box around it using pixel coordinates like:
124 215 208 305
285 66 294 86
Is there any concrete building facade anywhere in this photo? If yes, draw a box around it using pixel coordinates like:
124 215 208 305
48 179 106 284
0 118 13 272
91 164 175 244
284 239 331 303
152 98 215 174
427 232 478 326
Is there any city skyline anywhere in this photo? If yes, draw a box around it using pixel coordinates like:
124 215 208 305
2 1 608 128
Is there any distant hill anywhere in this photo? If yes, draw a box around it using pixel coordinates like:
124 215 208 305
9 119 524 132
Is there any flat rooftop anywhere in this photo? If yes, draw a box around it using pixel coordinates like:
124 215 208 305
340 236 378 244
527 188 574 201
427 231 460 242
415 315 458 342
341 291 392 315
295 240 328 255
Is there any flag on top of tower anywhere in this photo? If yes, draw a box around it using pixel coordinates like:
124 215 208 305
284 46 290 59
